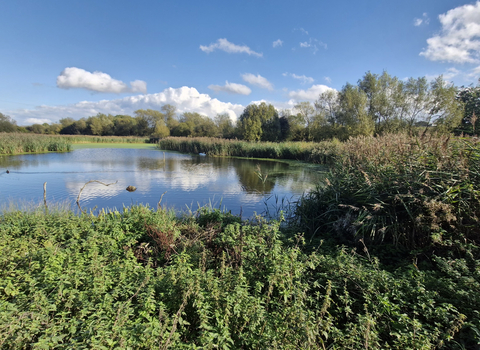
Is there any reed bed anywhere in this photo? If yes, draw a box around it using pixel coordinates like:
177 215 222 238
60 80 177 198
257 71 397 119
0 133 71 155
58 134 149 144
295 133 480 255
157 137 343 164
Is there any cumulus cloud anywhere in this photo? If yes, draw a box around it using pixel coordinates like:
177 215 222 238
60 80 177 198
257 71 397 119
57 67 147 94
420 2 480 63
288 84 335 102
272 39 283 48
208 81 252 95
25 118 52 125
414 13 430 26
200 38 263 57
283 72 314 84
241 73 273 90
7 87 245 126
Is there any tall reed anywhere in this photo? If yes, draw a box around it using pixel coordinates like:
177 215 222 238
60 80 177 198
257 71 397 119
157 137 344 164
0 133 71 155
295 133 480 255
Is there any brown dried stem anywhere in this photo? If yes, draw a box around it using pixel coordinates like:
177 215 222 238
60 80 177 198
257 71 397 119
76 180 118 213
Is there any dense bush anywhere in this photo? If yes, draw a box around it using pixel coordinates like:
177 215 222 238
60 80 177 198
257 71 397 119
0 205 478 348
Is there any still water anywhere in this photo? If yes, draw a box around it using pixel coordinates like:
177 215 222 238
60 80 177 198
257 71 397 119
0 147 324 218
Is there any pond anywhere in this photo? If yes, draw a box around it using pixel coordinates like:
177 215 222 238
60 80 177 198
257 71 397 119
0 146 325 218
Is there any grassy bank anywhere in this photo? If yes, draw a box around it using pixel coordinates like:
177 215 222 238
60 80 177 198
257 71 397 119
0 134 150 155
1 205 477 348
0 133 71 155
157 137 343 164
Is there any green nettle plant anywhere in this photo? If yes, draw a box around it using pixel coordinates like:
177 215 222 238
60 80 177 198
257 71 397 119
0 201 478 349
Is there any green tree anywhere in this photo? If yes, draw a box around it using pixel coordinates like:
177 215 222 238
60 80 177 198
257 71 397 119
134 109 165 136
161 104 178 130
0 113 17 132
113 115 137 136
428 76 464 133
215 113 235 138
60 118 88 135
456 80 480 135
358 71 408 134
237 103 279 141
337 83 374 138
293 102 317 141
27 123 46 134
88 113 114 136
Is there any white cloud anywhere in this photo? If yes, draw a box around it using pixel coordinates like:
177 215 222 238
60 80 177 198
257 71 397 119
208 81 252 95
7 87 245 126
288 84 335 102
57 67 147 94
25 118 52 125
298 38 327 54
272 39 283 48
414 13 429 26
294 28 309 35
283 72 314 84
420 2 480 63
200 38 263 57
468 65 480 77
324 77 332 84
241 73 274 90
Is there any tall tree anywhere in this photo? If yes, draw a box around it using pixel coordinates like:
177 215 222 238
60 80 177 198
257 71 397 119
215 113 235 138
337 83 374 138
0 113 17 132
134 109 165 136
294 102 316 141
456 80 480 135
237 103 279 141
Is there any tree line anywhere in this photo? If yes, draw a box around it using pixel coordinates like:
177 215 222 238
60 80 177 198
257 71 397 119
1 71 479 140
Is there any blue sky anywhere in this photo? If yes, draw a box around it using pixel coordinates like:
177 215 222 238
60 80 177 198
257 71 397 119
1 0 479 125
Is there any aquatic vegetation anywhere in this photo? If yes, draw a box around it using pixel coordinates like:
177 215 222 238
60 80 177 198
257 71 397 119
157 137 343 164
0 133 71 155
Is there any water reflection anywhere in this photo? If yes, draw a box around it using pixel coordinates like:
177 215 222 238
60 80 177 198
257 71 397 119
0 148 324 218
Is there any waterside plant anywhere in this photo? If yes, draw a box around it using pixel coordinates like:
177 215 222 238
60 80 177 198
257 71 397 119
0 133 71 155
1 205 477 348
157 137 343 164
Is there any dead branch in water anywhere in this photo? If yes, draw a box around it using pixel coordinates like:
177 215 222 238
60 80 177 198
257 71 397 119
158 191 167 211
43 182 47 209
76 180 118 213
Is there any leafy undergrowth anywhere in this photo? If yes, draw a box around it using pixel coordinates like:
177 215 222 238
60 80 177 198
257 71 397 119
1 205 479 349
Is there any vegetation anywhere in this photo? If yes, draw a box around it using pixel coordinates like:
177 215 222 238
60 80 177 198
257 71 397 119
0 133 71 155
1 71 470 145
295 133 480 253
1 71 480 347
1 201 478 349
157 136 343 164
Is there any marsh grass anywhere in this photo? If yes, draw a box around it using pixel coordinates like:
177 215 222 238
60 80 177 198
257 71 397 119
157 137 343 164
0 133 71 155
60 134 149 144
295 133 480 255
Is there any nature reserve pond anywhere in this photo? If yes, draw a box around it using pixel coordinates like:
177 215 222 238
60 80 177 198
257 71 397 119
0 145 324 218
